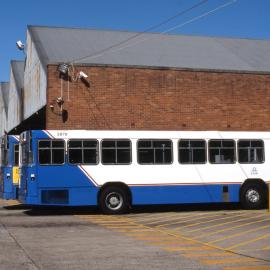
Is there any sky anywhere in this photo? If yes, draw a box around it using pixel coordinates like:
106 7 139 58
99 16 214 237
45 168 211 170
0 0 269 81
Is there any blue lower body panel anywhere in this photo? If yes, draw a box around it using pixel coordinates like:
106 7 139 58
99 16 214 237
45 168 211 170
20 187 99 206
2 185 18 200
20 184 241 207
130 184 240 205
3 192 14 200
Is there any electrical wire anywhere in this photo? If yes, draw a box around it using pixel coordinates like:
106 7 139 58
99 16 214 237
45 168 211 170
87 0 237 61
70 0 209 64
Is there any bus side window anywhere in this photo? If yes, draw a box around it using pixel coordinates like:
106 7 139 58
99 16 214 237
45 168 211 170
68 139 99 165
38 140 65 165
14 144 19 166
137 139 173 165
238 140 264 164
209 140 235 164
101 139 131 165
179 139 206 164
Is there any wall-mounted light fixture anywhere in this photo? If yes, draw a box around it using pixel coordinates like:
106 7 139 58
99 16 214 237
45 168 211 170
56 97 64 106
79 71 88 79
58 63 69 75
16 40 25 51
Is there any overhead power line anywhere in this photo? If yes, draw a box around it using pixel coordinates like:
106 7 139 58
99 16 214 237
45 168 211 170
106 0 237 56
70 0 209 63
163 0 237 35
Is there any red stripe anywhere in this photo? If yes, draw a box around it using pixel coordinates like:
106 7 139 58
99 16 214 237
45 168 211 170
128 182 242 187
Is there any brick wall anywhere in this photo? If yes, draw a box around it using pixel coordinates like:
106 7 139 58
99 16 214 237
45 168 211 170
46 65 270 131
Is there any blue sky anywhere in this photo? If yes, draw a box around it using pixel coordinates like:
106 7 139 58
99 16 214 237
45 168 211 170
0 0 269 81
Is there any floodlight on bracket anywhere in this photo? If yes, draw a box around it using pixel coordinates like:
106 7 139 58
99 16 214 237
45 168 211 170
16 40 25 54
58 63 69 75
79 71 88 79
56 97 64 105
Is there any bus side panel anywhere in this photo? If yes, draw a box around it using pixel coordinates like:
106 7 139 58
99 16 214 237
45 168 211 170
68 187 98 205
228 184 241 202
22 165 99 205
23 187 98 206
3 137 19 200
2 166 13 199
37 187 98 206
130 184 241 205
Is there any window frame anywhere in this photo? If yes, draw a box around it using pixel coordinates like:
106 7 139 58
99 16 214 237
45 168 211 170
137 139 173 165
237 139 265 164
14 144 19 166
208 139 236 164
101 139 132 165
68 139 99 165
38 139 65 166
178 139 207 165
1 143 9 166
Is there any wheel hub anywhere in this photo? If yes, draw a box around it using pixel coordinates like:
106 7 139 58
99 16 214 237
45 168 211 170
246 189 260 203
109 196 120 206
105 192 123 210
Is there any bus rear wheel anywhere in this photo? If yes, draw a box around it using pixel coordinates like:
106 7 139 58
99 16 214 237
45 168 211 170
99 186 129 214
240 183 266 209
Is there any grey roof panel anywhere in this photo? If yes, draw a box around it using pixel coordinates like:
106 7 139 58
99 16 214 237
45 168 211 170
11 60 24 90
28 26 270 73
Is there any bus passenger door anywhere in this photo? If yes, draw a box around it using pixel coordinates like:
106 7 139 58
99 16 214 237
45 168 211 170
19 132 39 203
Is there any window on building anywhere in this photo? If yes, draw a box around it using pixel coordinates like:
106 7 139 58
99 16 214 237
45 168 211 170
137 139 173 164
179 140 206 164
238 140 264 163
209 140 235 164
14 144 19 166
38 140 65 165
101 140 131 165
68 140 98 165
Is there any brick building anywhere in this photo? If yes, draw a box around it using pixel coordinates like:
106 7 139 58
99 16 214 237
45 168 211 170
4 26 270 134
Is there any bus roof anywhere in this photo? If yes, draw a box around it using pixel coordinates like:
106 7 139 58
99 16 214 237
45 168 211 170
24 130 270 140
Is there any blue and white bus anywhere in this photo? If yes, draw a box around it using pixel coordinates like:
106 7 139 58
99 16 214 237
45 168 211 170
0 135 20 200
18 130 269 214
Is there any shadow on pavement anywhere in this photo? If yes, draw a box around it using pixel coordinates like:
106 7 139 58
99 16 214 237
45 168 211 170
4 205 32 210
21 202 243 216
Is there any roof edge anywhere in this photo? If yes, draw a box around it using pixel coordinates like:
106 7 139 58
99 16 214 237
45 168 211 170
27 25 270 42
47 62 270 76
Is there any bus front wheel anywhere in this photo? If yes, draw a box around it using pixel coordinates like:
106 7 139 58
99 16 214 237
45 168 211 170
99 186 129 214
240 183 266 209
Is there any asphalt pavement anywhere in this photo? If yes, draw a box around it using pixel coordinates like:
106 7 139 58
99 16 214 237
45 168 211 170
0 199 270 270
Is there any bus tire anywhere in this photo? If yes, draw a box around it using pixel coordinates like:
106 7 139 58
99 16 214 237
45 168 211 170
99 186 129 214
240 183 266 209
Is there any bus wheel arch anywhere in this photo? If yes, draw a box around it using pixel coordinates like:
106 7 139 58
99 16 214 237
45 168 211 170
98 182 132 214
240 179 268 209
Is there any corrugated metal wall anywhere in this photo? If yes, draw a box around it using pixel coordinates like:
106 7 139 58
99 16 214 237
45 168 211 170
0 82 9 136
7 62 24 132
23 30 47 120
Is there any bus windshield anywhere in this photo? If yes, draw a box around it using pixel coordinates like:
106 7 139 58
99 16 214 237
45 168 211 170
20 138 33 165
